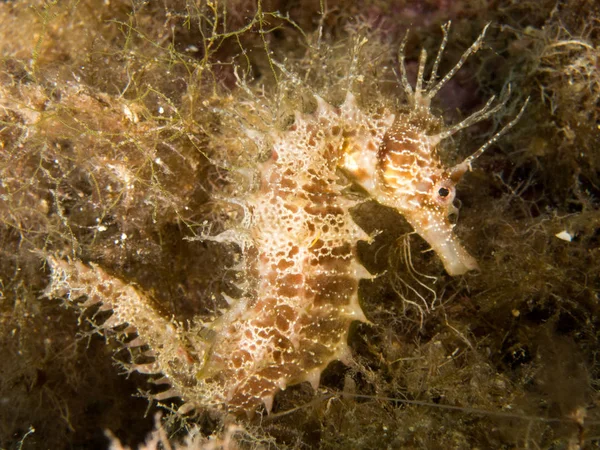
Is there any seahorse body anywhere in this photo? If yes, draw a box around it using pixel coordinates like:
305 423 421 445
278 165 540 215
45 94 394 413
191 103 387 411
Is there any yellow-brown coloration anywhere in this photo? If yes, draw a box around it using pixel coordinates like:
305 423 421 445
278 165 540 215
44 23 525 414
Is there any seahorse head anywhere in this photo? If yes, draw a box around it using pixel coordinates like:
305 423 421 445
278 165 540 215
338 23 526 276
376 117 478 276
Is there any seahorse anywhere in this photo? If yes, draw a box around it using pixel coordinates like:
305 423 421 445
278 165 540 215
44 23 525 414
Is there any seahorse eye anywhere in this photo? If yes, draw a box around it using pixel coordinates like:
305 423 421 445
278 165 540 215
433 182 456 205
438 187 450 198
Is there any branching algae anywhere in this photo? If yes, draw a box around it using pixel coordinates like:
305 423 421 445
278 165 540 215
44 23 527 415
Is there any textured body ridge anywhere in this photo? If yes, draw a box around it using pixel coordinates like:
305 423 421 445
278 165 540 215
44 25 523 413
